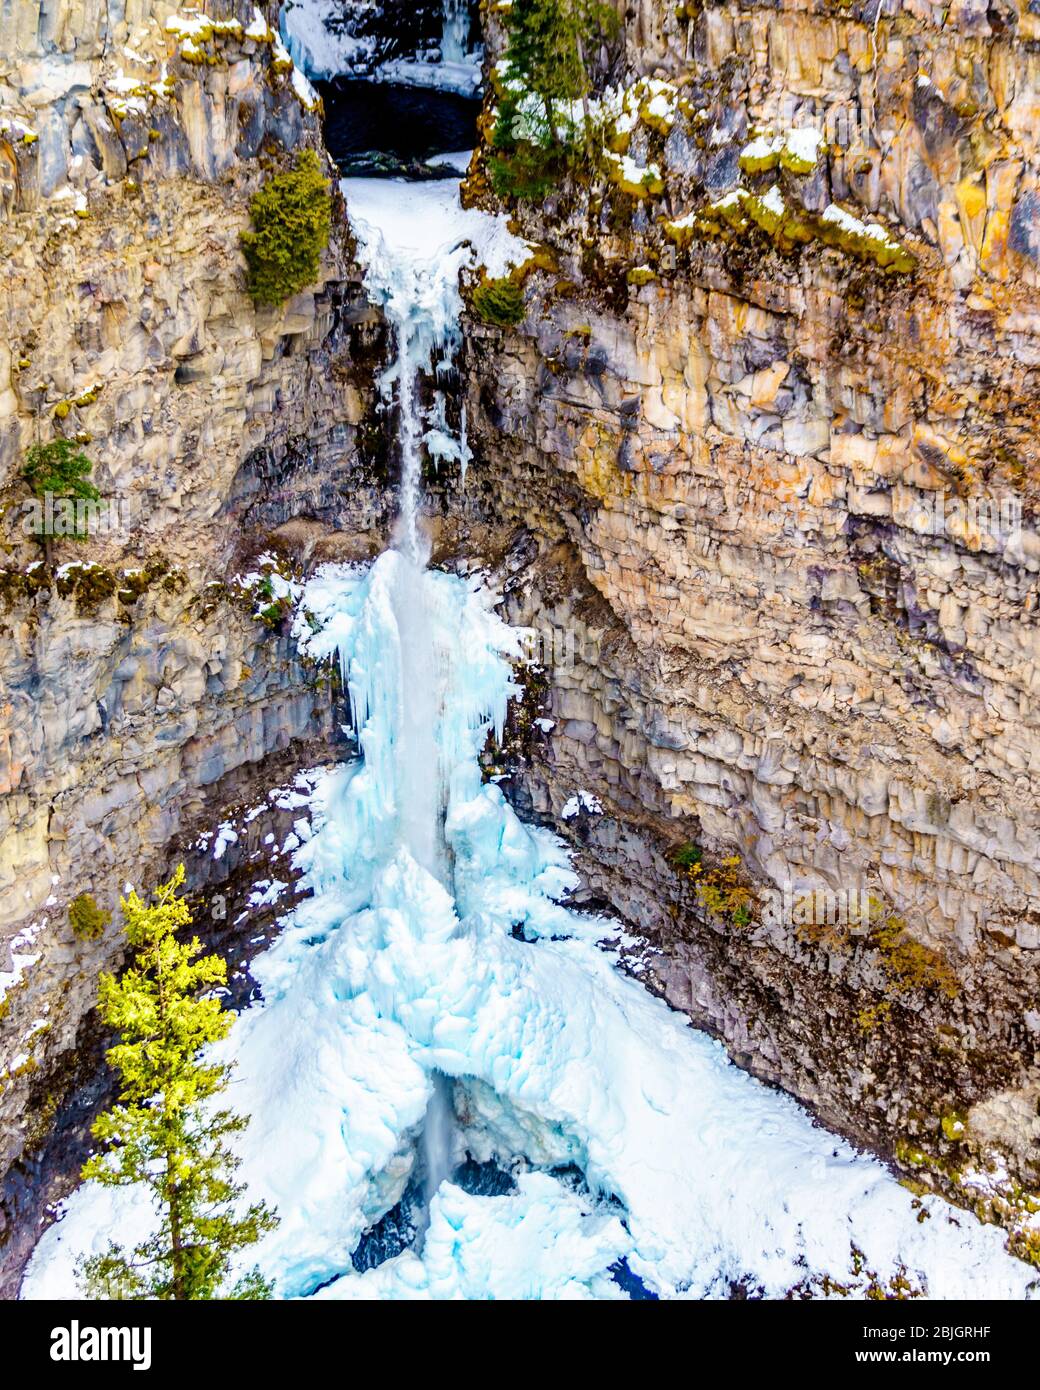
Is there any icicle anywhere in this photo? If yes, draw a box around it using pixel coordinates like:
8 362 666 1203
441 0 470 65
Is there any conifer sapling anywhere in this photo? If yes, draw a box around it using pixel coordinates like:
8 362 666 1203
79 866 277 1300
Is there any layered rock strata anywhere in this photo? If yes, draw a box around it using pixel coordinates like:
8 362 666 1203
453 0 1040 1236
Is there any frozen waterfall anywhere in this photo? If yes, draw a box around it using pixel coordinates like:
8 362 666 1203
283 0 483 96
21 178 1039 1304
24 545 1036 1300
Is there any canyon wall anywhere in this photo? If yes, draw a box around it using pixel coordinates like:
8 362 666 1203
458 0 1040 1237
0 0 383 1271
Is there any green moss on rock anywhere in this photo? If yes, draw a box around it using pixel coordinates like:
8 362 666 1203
55 562 119 614
670 188 914 275
69 892 111 942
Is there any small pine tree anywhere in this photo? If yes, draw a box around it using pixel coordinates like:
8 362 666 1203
492 0 619 197
23 438 99 506
471 276 526 327
79 866 277 1300
23 438 100 556
240 148 332 307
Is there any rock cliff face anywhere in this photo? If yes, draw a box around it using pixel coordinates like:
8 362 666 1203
454 0 1040 1238
0 1 386 1273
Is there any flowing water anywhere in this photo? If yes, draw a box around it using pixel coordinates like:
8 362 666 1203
20 139 1040 1303
418 1072 457 1244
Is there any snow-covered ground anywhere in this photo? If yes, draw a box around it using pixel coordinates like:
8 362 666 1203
283 0 483 97
431 148 474 174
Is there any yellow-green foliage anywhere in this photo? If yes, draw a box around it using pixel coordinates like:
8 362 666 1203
240 149 331 307
817 209 914 272
680 189 914 274
870 913 960 999
778 884 957 1011
796 1244 923 1300
69 892 111 942
780 145 819 176
894 1136 933 1170
80 866 278 1299
1009 1227 1040 1268
738 133 825 177
671 844 755 927
738 147 780 176
663 214 697 248
896 1137 1040 1267
604 154 664 198
974 1179 1040 1263
856 1000 892 1033
941 1110 967 1141
472 276 526 327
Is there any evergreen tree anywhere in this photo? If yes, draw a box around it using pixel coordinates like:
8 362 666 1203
241 148 332 307
492 0 618 191
69 892 111 942
22 438 100 557
23 438 99 506
79 866 277 1300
